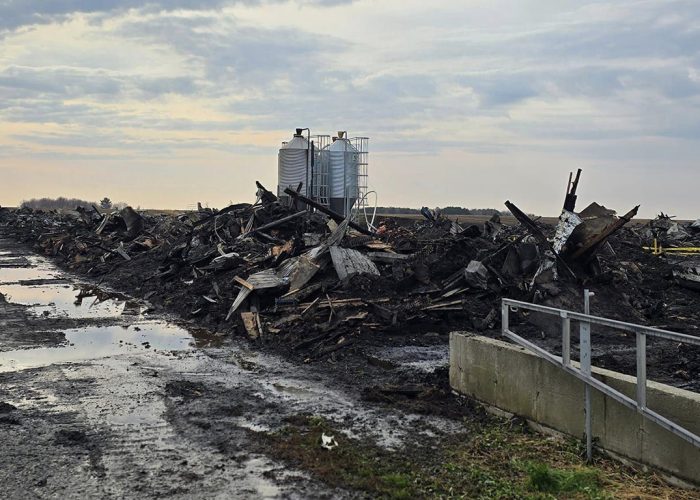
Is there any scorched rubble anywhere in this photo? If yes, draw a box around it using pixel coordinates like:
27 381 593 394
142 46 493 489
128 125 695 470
0 177 699 389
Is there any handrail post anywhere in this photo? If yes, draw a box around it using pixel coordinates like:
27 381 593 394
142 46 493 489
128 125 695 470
582 289 594 463
501 302 509 336
636 331 647 411
561 312 570 366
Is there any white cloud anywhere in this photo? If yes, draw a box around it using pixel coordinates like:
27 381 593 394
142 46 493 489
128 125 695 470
0 0 699 216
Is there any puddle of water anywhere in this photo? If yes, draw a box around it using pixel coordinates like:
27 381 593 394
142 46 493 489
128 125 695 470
0 283 126 318
239 457 286 498
233 417 272 433
0 266 62 284
0 321 193 372
0 255 60 283
272 382 316 398
0 257 31 268
0 254 62 278
0 254 138 319
372 345 449 372
0 250 138 320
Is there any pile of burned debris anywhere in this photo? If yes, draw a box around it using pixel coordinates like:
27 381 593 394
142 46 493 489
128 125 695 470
1 174 699 380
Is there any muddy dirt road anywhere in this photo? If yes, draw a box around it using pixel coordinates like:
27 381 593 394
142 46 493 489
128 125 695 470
0 236 465 499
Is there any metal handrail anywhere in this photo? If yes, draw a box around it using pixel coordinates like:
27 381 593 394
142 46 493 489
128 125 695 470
502 299 700 346
501 297 700 460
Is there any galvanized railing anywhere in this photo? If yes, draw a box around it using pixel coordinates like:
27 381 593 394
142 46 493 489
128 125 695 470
501 294 700 461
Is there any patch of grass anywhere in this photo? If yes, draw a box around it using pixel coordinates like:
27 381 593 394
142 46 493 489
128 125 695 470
524 462 603 498
262 415 532 498
262 416 429 498
260 414 693 499
377 473 413 499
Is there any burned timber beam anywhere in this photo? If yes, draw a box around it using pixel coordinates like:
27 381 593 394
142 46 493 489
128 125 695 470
283 188 375 237
505 200 577 280
241 210 307 239
569 205 639 261
563 168 582 212
505 201 548 247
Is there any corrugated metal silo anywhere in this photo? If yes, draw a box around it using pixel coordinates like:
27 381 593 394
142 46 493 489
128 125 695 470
326 131 359 216
277 129 310 200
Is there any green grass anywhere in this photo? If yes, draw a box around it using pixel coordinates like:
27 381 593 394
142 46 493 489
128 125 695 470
259 414 687 499
524 462 604 498
262 415 414 498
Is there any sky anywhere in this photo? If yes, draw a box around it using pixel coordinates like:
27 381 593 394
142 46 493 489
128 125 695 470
1 0 699 217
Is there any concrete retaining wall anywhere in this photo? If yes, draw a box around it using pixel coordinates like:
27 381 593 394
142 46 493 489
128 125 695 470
449 332 700 485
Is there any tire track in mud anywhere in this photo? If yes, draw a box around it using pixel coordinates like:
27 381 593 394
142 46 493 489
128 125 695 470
0 365 109 498
57 356 294 499
1 352 335 499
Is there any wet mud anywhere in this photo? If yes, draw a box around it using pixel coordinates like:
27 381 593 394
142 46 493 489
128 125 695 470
0 236 471 499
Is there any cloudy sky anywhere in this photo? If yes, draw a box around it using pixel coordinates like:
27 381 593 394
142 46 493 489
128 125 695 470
1 0 699 217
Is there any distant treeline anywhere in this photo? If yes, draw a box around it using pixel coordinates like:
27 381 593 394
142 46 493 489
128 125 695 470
21 197 95 210
375 206 506 216
20 197 127 211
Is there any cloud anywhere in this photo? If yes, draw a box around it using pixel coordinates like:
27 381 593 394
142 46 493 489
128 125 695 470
3 0 699 143
114 11 348 88
0 0 356 31
0 65 200 100
1 0 700 215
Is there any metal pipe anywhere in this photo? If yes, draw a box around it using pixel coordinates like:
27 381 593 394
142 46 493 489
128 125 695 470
240 210 307 238
301 128 311 199
283 187 376 237
344 139 348 217
310 139 315 205
501 298 700 346
503 328 638 411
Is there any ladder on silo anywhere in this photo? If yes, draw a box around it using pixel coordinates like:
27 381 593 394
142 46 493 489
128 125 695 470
352 137 369 216
311 135 330 208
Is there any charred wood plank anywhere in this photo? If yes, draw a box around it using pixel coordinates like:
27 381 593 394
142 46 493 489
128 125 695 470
330 246 380 281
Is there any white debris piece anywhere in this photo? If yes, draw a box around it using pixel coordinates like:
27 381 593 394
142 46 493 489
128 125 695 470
552 209 582 254
464 260 489 289
321 433 338 450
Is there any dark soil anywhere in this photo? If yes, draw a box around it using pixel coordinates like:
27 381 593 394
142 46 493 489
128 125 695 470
0 215 697 498
1 205 698 393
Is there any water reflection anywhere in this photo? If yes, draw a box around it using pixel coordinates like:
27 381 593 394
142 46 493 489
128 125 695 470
0 321 193 372
0 262 61 283
1 283 127 318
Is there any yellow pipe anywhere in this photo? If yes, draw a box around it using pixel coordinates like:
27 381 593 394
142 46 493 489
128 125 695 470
643 238 700 256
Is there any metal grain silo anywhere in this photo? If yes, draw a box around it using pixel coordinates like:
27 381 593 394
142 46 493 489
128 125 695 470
327 131 359 216
277 128 310 200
